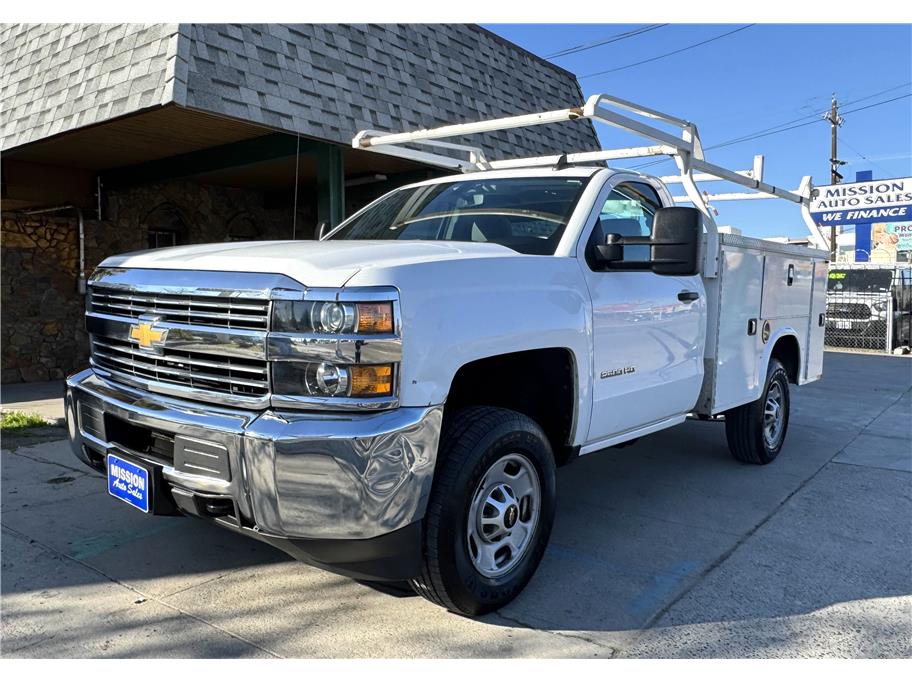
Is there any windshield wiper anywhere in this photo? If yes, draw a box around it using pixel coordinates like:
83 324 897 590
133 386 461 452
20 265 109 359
391 208 566 229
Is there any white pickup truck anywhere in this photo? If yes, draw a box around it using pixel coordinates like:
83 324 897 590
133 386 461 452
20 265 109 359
65 95 829 616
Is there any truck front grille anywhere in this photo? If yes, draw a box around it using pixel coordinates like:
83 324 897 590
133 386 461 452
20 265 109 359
826 302 871 319
91 335 269 398
90 286 269 330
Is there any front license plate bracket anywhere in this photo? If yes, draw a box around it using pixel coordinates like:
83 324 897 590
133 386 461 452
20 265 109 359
107 452 150 513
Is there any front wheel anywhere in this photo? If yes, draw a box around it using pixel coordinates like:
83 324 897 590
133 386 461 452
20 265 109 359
724 358 790 465
410 406 556 616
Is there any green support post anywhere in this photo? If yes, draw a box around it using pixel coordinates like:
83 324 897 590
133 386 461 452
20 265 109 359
316 144 345 230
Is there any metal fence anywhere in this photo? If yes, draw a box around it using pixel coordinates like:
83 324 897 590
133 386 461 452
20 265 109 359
825 263 912 353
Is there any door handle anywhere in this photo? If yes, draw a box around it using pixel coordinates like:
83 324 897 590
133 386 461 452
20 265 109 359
678 290 700 302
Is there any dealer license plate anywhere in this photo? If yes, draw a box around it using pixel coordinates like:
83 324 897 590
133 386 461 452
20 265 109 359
833 320 854 329
107 453 150 513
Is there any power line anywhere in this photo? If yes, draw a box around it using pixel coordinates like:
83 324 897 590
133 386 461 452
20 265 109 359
840 81 912 108
631 91 911 169
701 82 912 151
789 81 912 120
838 134 893 177
546 24 668 59
580 25 755 79
842 92 911 116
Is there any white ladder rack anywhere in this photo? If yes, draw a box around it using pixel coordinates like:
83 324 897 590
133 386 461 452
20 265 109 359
352 93 827 275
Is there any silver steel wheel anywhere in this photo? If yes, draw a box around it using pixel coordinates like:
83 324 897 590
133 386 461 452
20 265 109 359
466 453 541 578
763 381 785 448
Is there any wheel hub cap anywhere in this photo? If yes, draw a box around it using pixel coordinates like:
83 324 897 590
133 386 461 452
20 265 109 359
763 382 784 448
467 453 541 578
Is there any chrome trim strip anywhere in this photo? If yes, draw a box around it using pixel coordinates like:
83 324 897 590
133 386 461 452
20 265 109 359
268 334 402 365
92 291 269 312
87 313 268 360
92 338 267 376
270 393 400 411
90 268 304 298
268 285 401 303
91 362 272 409
92 296 268 327
93 349 270 389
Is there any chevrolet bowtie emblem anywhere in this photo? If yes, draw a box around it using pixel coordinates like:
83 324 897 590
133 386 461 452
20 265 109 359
129 317 168 351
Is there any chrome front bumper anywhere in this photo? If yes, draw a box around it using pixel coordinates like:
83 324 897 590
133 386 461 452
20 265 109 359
65 369 442 545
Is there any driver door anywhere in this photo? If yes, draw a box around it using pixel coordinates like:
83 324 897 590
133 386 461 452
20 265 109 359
578 178 706 444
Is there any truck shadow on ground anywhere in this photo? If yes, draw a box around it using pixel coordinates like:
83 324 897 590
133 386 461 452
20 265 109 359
3 353 910 655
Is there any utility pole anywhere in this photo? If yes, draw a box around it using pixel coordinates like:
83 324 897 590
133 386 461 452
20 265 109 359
824 95 846 261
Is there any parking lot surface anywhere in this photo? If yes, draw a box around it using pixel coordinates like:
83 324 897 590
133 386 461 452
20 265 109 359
2 351 910 658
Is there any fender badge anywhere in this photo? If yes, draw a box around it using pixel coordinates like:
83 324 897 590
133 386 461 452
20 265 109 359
601 366 636 379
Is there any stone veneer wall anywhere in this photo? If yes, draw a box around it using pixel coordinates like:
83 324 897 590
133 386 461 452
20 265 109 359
1 181 314 383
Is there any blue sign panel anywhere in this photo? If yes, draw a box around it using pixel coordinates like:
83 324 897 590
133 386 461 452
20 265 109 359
855 224 872 262
810 176 912 228
107 453 150 513
854 171 873 263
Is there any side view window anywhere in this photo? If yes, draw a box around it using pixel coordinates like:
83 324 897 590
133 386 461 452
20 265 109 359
594 182 663 263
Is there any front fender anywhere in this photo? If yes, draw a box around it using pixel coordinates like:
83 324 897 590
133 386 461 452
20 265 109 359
346 256 593 444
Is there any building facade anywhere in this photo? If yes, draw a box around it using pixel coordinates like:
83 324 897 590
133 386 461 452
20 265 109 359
1 23 599 383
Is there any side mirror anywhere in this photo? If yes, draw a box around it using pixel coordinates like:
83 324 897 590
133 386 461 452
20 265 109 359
650 207 702 276
593 207 702 276
316 222 329 240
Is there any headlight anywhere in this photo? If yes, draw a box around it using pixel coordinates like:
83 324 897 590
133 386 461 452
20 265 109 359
871 300 889 318
273 361 394 398
272 300 393 334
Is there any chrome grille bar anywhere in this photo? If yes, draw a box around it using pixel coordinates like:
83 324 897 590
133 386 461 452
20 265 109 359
91 335 269 397
90 286 269 330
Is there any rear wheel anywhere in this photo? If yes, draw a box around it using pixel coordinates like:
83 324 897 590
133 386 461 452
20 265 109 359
724 359 790 465
410 406 556 616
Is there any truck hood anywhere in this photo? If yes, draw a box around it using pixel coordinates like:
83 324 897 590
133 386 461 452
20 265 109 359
100 240 516 288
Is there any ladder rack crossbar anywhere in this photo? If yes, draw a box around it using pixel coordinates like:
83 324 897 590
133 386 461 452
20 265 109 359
487 145 678 170
351 92 824 266
586 105 695 156
583 93 692 129
355 108 582 149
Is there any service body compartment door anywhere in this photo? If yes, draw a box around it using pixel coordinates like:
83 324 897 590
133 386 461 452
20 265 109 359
713 248 765 412
761 254 814 320
804 260 827 382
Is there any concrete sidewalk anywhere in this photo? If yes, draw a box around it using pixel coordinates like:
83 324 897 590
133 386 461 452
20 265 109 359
0 380 64 422
1 352 910 658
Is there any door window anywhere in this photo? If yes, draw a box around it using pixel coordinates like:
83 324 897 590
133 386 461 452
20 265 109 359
592 182 663 263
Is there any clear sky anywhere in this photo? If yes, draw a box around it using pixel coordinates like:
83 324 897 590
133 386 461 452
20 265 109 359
485 23 912 240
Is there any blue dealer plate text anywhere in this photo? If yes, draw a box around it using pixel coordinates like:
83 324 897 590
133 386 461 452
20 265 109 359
107 453 150 513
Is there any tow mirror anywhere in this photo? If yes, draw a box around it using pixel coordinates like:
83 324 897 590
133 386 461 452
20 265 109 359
594 207 702 276
650 207 702 276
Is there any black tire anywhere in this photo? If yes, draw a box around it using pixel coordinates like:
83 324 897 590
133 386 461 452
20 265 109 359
410 406 557 616
724 358 790 465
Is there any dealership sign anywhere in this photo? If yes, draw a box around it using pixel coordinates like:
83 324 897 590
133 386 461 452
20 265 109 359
887 222 912 252
809 176 912 227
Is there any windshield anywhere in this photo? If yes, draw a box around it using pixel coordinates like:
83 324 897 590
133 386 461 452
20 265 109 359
827 269 893 293
328 177 591 255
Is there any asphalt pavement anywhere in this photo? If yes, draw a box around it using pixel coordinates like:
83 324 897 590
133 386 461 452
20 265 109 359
2 351 910 658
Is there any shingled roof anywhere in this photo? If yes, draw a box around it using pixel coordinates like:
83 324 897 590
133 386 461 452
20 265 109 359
1 23 599 161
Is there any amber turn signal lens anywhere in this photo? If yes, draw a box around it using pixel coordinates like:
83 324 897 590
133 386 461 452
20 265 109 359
356 302 394 334
350 364 394 397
